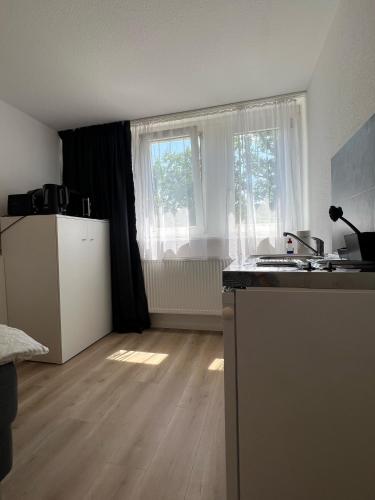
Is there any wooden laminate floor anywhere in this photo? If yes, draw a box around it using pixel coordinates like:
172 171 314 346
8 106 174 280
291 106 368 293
3 329 225 500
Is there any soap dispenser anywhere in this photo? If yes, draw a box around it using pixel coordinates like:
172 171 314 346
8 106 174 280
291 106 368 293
286 237 294 255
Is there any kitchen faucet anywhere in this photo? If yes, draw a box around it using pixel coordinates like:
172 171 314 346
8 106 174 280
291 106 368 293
283 232 324 257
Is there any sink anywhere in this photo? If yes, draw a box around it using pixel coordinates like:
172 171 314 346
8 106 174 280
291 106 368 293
247 254 321 268
253 254 320 260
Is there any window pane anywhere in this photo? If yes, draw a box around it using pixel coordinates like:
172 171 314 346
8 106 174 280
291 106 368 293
150 136 196 227
234 129 277 231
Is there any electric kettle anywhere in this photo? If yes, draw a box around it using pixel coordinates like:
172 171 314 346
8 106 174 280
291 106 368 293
42 184 69 214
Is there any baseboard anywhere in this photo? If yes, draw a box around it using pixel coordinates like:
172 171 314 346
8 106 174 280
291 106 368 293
150 313 223 331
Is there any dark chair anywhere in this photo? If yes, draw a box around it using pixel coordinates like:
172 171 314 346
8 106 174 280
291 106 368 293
0 362 18 482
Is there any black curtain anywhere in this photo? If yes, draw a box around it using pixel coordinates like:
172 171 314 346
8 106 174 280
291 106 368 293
58 121 150 333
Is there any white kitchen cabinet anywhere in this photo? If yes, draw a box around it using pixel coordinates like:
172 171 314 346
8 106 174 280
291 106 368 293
1 215 112 363
224 287 375 500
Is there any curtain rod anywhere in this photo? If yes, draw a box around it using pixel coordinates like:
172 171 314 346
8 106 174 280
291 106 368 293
131 90 306 125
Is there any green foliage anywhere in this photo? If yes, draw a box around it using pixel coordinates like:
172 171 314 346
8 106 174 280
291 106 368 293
152 148 196 224
234 130 277 223
151 129 277 226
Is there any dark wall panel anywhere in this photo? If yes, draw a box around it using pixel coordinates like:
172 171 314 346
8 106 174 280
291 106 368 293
331 114 375 251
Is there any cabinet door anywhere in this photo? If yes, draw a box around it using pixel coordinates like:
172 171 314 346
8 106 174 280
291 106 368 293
57 218 91 362
86 220 112 337
223 291 239 500
57 218 112 362
235 288 375 500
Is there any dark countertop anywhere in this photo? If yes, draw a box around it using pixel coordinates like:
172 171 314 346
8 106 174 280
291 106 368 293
223 258 375 290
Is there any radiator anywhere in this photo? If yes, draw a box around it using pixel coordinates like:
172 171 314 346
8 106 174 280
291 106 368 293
142 259 232 315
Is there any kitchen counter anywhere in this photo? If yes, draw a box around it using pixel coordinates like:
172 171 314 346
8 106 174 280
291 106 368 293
223 261 375 499
223 258 375 290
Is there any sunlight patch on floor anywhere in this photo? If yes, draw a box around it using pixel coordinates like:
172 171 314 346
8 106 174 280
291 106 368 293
106 350 168 365
208 358 224 371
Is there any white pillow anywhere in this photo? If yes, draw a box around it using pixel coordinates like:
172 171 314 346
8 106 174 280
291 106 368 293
0 324 49 365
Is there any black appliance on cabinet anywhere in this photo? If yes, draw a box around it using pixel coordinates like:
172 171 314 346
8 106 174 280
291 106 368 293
7 184 70 216
7 188 43 216
7 184 91 218
42 184 69 214
7 194 34 216
66 189 91 217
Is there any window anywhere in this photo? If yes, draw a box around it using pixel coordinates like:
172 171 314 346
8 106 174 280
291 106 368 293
132 96 306 260
143 127 203 234
234 128 278 240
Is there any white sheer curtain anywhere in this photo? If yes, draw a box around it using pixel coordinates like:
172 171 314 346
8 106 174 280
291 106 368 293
131 95 306 262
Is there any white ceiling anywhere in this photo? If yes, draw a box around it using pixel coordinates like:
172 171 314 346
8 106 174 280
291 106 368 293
0 0 338 131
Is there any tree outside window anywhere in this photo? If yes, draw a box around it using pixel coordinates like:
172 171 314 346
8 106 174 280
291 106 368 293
234 129 277 225
150 128 277 229
151 141 196 226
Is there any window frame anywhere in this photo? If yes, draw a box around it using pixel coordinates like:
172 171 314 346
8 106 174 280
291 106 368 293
140 126 204 234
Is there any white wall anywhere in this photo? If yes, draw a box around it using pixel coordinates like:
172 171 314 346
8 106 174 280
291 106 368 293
307 0 375 251
0 99 60 323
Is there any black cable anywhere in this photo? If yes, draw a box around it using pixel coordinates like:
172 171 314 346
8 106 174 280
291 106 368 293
0 215 28 235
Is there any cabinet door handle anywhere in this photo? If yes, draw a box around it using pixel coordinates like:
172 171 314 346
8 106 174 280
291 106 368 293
222 307 234 320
